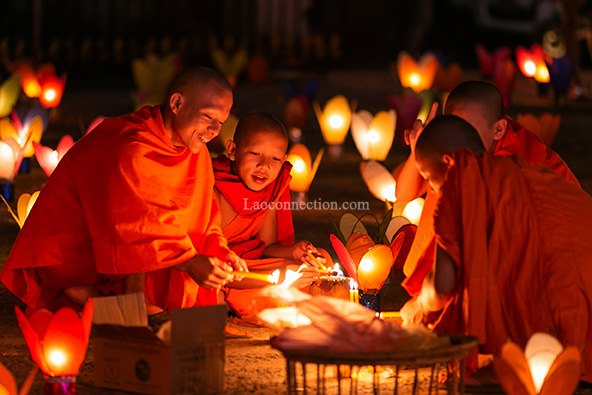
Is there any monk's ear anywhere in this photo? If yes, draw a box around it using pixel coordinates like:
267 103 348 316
442 154 455 168
169 93 183 115
227 140 237 160
493 118 507 140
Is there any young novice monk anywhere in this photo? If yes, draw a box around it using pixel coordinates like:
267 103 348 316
397 81 580 296
213 112 329 317
400 114 592 383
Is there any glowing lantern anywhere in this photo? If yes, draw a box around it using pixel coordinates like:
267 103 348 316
401 197 424 225
210 37 248 87
16 63 42 98
433 61 462 95
516 44 550 84
351 109 396 161
360 160 397 203
0 74 20 118
0 114 44 159
493 57 517 111
313 95 352 158
0 362 17 395
0 139 20 181
286 144 324 201
395 51 439 93
38 74 66 109
517 113 561 147
388 92 421 147
493 332 581 395
33 135 75 177
356 244 394 291
4 191 41 228
475 44 511 79
15 300 94 394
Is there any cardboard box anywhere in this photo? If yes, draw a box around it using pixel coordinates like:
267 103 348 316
92 293 226 395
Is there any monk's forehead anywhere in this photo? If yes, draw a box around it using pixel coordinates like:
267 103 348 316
238 126 288 146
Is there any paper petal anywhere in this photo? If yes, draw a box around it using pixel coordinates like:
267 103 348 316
330 234 357 280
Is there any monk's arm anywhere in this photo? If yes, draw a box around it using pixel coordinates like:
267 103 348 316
417 245 456 312
395 156 429 202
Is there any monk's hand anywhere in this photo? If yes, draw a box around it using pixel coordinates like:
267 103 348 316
226 251 248 272
400 297 426 327
404 102 439 153
288 263 318 288
176 255 234 290
293 241 326 269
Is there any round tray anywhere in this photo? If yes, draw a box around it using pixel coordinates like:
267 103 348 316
271 334 479 368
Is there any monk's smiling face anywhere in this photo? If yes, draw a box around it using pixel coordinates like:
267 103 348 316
228 128 288 192
169 81 233 154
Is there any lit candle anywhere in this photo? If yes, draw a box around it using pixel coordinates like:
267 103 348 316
225 270 278 284
305 251 327 270
349 278 359 304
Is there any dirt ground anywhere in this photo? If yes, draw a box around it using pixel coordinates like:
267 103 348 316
1 68 592 394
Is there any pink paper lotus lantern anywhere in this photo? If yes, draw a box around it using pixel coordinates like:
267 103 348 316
475 44 511 79
516 44 550 83
33 135 75 177
15 300 94 393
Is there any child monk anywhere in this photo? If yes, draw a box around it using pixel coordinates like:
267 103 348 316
212 112 329 317
397 81 580 296
400 114 592 383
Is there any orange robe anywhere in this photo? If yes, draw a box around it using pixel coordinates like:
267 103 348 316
213 155 298 317
402 116 580 296
0 105 229 311
432 149 592 382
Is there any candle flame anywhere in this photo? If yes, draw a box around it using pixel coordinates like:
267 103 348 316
328 114 343 129
279 269 303 289
333 263 343 276
268 269 280 284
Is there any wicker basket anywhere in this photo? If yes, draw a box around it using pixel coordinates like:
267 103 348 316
271 334 479 394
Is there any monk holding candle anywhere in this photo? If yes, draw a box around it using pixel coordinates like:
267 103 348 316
396 81 580 296
0 66 247 326
213 112 329 317
400 114 592 383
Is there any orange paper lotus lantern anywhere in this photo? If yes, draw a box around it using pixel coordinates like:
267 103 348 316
357 244 395 291
33 135 75 177
516 44 550 83
16 63 42 98
15 300 94 393
517 113 560 147
433 61 462 94
286 144 324 201
351 109 396 161
395 51 439 93
16 63 67 109
493 332 581 395
313 95 352 158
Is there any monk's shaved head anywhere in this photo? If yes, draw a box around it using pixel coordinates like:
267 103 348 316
166 66 232 102
444 81 504 124
416 115 485 161
233 112 288 148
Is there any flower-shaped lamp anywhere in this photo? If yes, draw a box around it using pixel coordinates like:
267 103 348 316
395 51 439 93
401 197 424 225
360 160 397 204
131 53 181 110
517 113 560 147
351 109 396 161
33 135 75 177
15 300 94 394
286 144 324 202
0 74 20 118
313 95 352 158
0 114 44 159
516 44 550 83
493 332 581 395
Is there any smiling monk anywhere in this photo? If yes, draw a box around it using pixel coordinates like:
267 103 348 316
213 112 329 317
0 66 247 324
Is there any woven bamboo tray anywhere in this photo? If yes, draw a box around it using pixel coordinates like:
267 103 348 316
271 334 479 394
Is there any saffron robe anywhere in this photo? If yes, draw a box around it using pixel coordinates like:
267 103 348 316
213 155 298 317
402 116 580 296
432 149 592 382
0 105 229 311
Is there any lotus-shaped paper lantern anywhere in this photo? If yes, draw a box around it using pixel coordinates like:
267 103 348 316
401 197 424 226
210 38 248 87
351 109 396 161
313 95 352 157
493 57 517 111
388 92 421 147
0 358 36 395
395 51 439 93
33 135 75 177
433 61 462 95
493 332 581 395
131 53 182 110
0 74 20 118
360 160 397 203
3 190 41 229
517 113 560 147
15 300 94 380
516 44 550 83
16 63 42 98
475 44 511 79
37 64 67 109
0 112 44 159
0 138 22 182
286 144 324 197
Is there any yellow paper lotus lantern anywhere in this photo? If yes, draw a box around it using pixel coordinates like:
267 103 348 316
16 191 40 228
395 51 439 93
351 109 396 161
313 95 352 156
16 63 42 98
493 332 581 395
0 74 20 118
131 53 181 110
0 116 43 158
360 160 397 203
210 39 249 87
517 113 561 147
286 144 324 197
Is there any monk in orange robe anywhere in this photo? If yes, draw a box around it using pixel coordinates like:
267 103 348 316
213 112 328 317
0 66 247 321
400 114 592 383
397 81 580 296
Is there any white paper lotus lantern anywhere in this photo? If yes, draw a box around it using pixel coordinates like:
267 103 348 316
351 109 396 161
360 160 397 203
